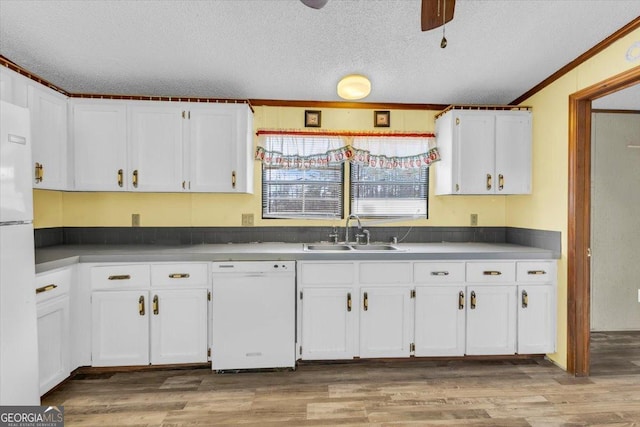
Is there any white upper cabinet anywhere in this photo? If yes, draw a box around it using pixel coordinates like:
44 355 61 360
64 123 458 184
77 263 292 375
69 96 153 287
128 103 184 192
435 108 532 195
72 100 127 191
0 67 29 107
28 84 68 190
70 100 253 193
184 103 253 193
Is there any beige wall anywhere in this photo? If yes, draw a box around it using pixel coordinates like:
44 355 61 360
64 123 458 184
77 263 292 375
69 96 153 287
34 106 507 229
506 29 640 368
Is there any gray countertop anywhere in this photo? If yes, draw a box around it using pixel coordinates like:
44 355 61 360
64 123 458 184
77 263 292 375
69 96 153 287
35 242 558 274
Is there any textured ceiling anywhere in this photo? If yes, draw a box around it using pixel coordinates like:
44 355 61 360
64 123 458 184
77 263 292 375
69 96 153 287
0 0 639 105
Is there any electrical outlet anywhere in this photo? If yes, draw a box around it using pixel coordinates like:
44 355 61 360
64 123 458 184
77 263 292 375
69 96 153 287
132 213 140 227
241 213 254 226
470 213 478 226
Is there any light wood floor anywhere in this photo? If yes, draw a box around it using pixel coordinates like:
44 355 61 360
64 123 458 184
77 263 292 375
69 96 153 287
43 331 640 426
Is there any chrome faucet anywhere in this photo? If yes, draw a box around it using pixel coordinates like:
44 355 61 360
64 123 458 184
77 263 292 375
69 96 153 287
345 214 362 244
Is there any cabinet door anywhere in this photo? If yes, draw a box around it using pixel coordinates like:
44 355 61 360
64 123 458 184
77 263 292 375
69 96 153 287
517 285 555 354
414 286 465 357
301 287 355 360
455 112 495 194
37 296 70 395
466 286 516 355
186 105 240 192
0 67 29 107
150 289 208 364
91 291 149 366
129 104 183 191
359 287 412 358
72 102 127 191
28 85 68 189
495 113 532 194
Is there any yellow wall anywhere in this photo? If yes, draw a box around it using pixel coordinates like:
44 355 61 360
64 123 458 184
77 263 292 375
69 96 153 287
34 106 507 228
506 29 640 369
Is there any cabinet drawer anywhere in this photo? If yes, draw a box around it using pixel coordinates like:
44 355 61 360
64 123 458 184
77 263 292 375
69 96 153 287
35 268 71 303
359 262 411 284
414 262 465 283
517 261 555 283
91 264 150 290
466 262 515 283
151 263 209 287
299 262 355 285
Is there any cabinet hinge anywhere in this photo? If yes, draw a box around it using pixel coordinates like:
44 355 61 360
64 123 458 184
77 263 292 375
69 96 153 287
410 343 415 352
300 291 303 300
208 348 211 357
410 289 416 299
208 291 211 301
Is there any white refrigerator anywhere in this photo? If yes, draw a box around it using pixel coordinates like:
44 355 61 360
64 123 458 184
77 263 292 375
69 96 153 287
0 100 40 405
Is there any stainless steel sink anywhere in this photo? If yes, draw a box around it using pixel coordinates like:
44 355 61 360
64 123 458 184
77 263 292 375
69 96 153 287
304 244 352 251
350 244 399 251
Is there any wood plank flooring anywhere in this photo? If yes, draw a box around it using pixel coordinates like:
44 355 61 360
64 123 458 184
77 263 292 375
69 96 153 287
43 332 640 426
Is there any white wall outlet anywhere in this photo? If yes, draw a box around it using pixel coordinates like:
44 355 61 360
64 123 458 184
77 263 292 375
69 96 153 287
132 213 140 227
470 213 478 226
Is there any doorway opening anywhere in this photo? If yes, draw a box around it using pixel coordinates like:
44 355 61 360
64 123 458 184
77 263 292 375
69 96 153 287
567 65 640 376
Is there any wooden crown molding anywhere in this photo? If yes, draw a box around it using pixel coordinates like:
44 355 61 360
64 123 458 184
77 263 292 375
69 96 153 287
511 16 640 105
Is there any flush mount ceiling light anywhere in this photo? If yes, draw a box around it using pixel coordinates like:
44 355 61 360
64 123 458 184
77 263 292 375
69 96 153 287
337 74 371 100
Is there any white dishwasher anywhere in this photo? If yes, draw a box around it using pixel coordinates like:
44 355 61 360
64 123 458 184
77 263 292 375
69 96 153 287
211 261 296 371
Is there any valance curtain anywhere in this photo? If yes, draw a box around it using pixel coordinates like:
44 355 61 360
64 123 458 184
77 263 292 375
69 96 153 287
255 130 440 169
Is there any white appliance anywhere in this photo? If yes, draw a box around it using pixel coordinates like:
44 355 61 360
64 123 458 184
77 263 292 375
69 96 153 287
0 100 40 404
211 261 296 370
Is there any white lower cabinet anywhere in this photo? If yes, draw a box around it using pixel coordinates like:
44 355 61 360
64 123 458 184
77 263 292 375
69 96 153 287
90 263 209 367
37 296 70 395
299 259 556 361
359 286 412 358
300 287 355 360
465 286 517 355
150 289 208 365
92 290 149 366
35 267 72 395
414 286 465 357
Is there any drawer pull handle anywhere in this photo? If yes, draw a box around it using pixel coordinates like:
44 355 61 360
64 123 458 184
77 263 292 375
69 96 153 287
36 284 57 294
458 291 464 310
431 271 450 276
527 270 547 275
347 292 352 312
138 295 145 316
363 292 368 311
168 273 190 279
117 169 124 187
483 271 502 276
522 290 529 308
153 295 159 315
108 275 131 280
498 174 504 191
132 169 139 188
470 291 477 309
231 170 236 188
486 173 492 191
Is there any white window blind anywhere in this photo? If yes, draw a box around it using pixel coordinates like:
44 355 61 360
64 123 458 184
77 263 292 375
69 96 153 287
350 164 428 218
260 134 344 219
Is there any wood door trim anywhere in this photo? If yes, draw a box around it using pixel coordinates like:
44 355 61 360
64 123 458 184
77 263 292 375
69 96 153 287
567 65 640 376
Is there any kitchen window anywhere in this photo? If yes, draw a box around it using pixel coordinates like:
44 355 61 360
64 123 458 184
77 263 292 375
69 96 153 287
256 129 439 220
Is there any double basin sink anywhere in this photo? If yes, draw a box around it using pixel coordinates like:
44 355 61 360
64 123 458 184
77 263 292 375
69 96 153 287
304 243 402 252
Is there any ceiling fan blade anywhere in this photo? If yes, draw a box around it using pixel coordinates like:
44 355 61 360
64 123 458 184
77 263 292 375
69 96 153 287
421 0 455 31
301 0 329 9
